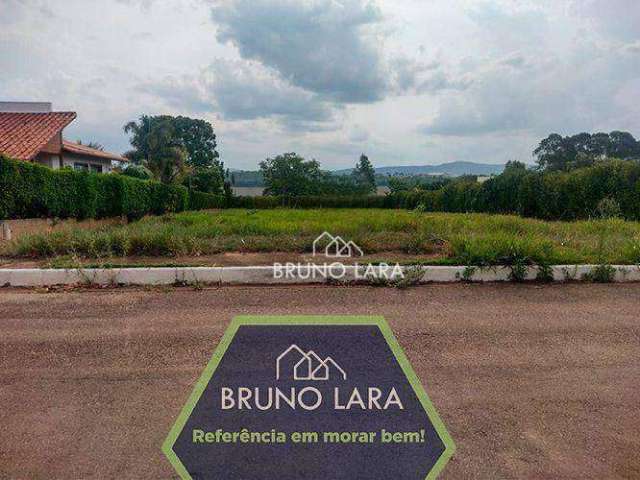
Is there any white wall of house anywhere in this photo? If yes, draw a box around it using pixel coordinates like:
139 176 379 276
34 153 62 169
0 102 52 113
33 151 113 172
62 154 112 173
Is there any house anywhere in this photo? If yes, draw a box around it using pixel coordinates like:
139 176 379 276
0 101 125 173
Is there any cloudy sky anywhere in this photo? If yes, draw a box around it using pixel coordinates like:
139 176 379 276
1 0 639 169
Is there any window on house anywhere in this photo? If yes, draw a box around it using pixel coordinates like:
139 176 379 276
73 162 89 171
90 164 102 173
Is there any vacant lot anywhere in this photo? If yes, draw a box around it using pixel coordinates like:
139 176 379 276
0 284 638 479
3 209 640 266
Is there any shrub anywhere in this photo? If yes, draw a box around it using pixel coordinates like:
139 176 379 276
0 155 206 221
149 182 189 215
121 164 153 180
583 264 616 283
596 198 622 219
188 191 226 210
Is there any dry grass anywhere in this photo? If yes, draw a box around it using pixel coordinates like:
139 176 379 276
3 209 640 266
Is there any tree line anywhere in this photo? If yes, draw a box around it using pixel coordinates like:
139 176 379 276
119 115 377 196
118 114 640 217
219 159 640 221
533 131 640 171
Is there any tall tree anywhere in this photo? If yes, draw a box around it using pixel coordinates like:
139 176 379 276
123 115 154 164
588 132 611 157
171 116 220 169
260 153 324 196
609 131 640 158
123 115 189 184
534 131 640 171
533 133 580 171
351 154 376 193
123 115 224 192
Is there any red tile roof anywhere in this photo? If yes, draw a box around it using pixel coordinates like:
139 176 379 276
62 140 127 162
0 112 77 160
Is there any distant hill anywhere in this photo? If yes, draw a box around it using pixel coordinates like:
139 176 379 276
229 161 505 187
334 161 505 177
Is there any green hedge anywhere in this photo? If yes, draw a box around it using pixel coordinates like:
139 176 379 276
228 195 390 209
0 155 206 220
226 160 640 220
383 160 640 220
227 193 430 210
4 155 640 222
188 190 227 210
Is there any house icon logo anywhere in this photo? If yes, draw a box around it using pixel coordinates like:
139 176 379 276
276 344 347 381
312 231 364 258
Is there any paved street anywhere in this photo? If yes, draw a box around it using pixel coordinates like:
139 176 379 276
1 284 639 479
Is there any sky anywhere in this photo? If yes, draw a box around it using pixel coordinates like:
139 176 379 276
1 0 639 170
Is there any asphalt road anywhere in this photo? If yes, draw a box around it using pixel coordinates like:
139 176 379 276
0 284 639 479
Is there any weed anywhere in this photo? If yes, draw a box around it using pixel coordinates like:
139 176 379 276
363 275 390 287
182 271 204 290
393 265 424 289
508 257 529 282
364 265 423 289
535 263 554 282
583 264 616 283
461 266 477 282
596 198 622 219
413 203 427 213
562 266 578 282
403 232 428 254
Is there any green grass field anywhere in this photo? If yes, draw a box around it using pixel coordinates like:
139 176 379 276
3 209 640 266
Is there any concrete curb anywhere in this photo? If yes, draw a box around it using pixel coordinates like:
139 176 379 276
1 265 639 287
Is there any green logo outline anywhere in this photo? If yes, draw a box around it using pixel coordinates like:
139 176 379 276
162 315 456 479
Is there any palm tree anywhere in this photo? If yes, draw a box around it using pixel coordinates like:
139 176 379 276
123 115 189 184
76 140 105 151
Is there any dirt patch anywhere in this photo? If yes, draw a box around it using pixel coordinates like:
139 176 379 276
0 216 126 243
0 284 639 479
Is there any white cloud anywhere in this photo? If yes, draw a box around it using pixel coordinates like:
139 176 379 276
573 0 640 42
421 1 640 155
212 0 388 102
0 0 638 168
